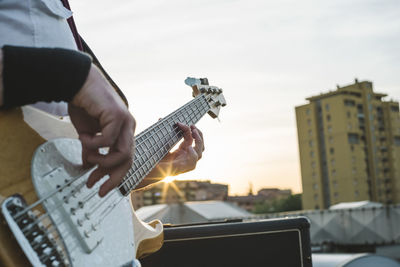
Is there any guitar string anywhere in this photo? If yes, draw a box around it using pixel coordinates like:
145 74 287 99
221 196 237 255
85 97 208 219
17 97 207 234
14 95 205 222
18 108 195 233
10 95 208 265
17 105 195 233
70 96 206 210
64 103 203 226
90 124 194 231
86 108 201 221
21 179 88 236
18 115 196 237
19 107 207 266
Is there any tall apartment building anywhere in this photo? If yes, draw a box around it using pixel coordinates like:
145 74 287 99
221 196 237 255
296 80 400 210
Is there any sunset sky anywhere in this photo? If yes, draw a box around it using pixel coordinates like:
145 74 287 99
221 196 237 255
71 0 400 195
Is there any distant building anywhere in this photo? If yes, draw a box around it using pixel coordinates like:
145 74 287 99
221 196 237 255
136 201 251 225
296 80 400 210
131 180 228 210
227 188 292 212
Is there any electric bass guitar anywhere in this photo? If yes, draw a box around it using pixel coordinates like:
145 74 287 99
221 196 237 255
0 77 226 267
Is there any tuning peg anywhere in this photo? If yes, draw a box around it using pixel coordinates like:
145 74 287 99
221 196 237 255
207 88 213 93
199 88 207 94
200 78 209 85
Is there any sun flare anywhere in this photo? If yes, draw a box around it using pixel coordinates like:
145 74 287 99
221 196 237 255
163 176 175 184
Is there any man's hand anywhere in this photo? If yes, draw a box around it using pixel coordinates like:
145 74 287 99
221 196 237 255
138 123 205 188
69 64 135 197
163 123 204 174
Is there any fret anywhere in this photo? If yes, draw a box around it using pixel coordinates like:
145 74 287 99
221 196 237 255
119 95 210 195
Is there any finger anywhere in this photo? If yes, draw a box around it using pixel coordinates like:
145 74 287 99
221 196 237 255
81 145 98 167
87 167 107 188
99 160 131 197
87 150 129 169
176 123 193 148
87 118 134 168
69 105 101 133
80 116 123 149
191 125 205 152
191 127 204 159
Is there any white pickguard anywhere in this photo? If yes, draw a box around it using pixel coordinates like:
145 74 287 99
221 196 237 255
31 138 137 267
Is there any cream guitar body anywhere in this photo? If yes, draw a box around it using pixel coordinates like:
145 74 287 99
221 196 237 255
0 107 163 267
0 77 226 266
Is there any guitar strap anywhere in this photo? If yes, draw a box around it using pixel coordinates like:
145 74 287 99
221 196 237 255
59 0 129 107
59 0 84 51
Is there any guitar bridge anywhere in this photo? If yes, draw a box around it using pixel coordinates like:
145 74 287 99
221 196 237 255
1 195 70 267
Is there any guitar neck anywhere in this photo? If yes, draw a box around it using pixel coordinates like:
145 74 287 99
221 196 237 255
119 94 210 195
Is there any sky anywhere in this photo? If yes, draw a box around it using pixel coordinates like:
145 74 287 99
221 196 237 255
71 0 400 195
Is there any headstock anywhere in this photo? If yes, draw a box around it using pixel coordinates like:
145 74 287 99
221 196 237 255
185 77 227 119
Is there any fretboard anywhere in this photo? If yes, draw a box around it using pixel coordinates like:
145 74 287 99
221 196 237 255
119 95 210 195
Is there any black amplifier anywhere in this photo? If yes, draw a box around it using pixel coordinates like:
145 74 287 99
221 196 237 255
141 217 312 267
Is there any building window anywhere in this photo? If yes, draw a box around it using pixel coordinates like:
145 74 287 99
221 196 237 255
352 156 356 163
307 119 311 126
352 167 356 174
391 106 399 112
330 158 335 167
329 136 333 144
348 133 359 144
355 190 359 198
310 151 315 158
394 136 400 146
312 172 317 179
347 111 351 118
325 104 330 111
308 129 312 137
311 161 316 169
330 147 334 155
332 180 338 189
313 183 318 190
327 125 332 133
309 140 313 147
314 194 319 201
344 99 355 107
306 108 310 115
334 192 339 199
332 169 336 176
353 179 358 186
327 114 331 121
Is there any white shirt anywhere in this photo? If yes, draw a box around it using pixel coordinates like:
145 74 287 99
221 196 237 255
0 0 77 116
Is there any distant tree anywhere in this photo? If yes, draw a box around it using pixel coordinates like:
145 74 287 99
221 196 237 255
277 194 302 212
253 194 302 214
